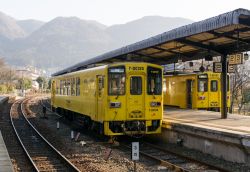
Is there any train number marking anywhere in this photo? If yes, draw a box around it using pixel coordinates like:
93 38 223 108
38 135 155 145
128 66 144 71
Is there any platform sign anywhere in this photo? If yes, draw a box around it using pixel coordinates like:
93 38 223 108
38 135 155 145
228 54 243 65
131 142 139 161
213 62 222 73
228 64 236 73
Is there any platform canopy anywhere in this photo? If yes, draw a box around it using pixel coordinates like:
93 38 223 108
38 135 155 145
53 8 250 76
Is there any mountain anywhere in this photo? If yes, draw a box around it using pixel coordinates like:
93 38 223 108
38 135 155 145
0 12 26 39
17 19 45 34
0 11 194 73
107 16 193 48
7 17 113 71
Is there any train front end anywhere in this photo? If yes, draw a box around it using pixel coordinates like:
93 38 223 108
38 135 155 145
104 63 163 136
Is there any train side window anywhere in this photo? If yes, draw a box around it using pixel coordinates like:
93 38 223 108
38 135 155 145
63 80 67 95
76 77 80 96
130 76 142 95
56 81 59 94
67 79 71 95
163 79 167 93
211 80 218 92
98 77 104 89
59 80 62 95
71 78 76 96
198 79 208 92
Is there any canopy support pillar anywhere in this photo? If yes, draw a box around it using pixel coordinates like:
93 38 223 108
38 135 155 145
221 54 228 119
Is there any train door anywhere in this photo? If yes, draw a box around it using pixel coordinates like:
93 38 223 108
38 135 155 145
209 79 219 110
197 74 209 108
96 75 104 121
51 80 56 105
127 75 145 119
186 80 193 108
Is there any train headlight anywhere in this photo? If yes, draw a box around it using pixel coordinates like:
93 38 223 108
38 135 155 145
110 102 121 108
198 96 206 100
150 102 161 107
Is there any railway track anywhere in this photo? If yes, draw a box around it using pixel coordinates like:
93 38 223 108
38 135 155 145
10 98 80 172
42 97 226 172
121 141 226 172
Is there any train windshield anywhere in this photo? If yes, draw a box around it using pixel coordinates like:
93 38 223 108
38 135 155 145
147 67 162 95
198 74 208 92
108 66 125 95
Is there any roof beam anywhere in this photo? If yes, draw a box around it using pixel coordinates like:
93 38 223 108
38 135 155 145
153 46 193 59
132 52 158 62
158 49 212 64
207 30 250 45
142 46 192 59
239 17 250 26
177 38 223 55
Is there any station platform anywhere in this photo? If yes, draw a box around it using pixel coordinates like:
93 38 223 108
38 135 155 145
158 107 250 165
0 96 8 104
0 131 13 172
163 108 250 135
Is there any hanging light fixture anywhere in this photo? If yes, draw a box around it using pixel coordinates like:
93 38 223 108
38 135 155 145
199 59 205 72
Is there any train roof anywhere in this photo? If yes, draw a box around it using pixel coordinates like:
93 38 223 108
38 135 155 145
52 62 162 77
53 8 250 76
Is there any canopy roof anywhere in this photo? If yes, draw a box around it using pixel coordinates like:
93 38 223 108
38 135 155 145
53 8 250 76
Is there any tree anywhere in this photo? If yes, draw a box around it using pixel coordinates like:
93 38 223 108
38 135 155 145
47 79 51 89
0 58 17 93
17 78 32 90
243 88 250 104
230 61 250 114
36 76 47 89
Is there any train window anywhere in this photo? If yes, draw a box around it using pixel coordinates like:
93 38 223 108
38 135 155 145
67 79 71 95
198 79 208 92
76 77 80 96
130 76 142 95
63 80 67 95
71 78 76 96
56 81 59 94
163 79 167 93
211 80 218 92
98 77 104 89
108 66 125 95
147 67 162 95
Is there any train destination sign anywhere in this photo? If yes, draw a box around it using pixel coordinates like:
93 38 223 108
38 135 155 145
213 62 222 73
228 53 243 65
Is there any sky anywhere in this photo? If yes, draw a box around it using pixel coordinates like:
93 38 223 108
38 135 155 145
1 0 250 26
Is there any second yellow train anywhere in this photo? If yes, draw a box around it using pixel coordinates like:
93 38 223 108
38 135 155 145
163 71 230 111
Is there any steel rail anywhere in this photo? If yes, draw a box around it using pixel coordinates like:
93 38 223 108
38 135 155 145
10 99 39 172
121 143 191 172
10 98 81 171
143 142 228 172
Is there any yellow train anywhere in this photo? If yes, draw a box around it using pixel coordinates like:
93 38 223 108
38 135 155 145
51 62 163 136
163 72 230 111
